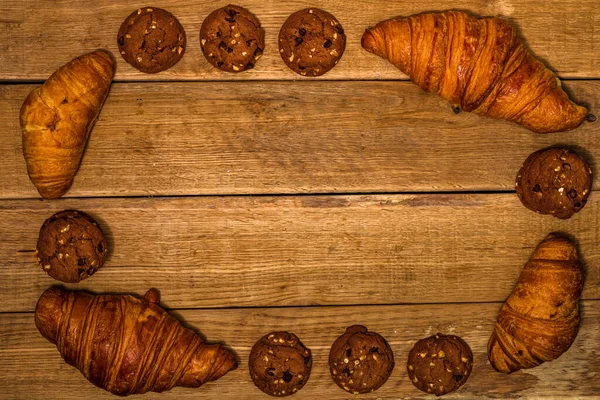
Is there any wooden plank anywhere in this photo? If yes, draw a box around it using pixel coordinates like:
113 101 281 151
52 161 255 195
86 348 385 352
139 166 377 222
0 301 598 399
1 194 598 313
0 0 598 81
1 81 597 199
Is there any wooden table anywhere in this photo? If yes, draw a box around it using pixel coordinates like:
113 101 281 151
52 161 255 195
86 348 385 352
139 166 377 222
0 1 598 399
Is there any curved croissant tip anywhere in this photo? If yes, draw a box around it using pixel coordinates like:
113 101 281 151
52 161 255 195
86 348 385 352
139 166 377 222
533 232 578 261
35 287 67 344
361 29 378 54
144 288 160 304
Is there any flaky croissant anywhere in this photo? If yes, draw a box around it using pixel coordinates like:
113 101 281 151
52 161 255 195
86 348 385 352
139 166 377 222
362 11 588 133
35 287 237 396
487 233 584 373
20 50 115 199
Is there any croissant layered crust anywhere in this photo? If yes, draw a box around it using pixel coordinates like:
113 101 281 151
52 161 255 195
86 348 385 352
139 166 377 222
487 233 584 373
362 11 588 133
35 287 237 396
20 50 115 199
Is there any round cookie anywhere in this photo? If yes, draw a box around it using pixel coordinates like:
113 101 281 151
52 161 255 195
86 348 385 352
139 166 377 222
37 210 108 283
407 333 473 396
200 5 264 73
279 8 346 76
248 332 312 397
328 325 394 394
117 7 186 73
516 148 592 219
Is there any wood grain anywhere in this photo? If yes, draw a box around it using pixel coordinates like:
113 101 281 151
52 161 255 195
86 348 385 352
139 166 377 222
0 301 598 399
0 0 599 81
1 194 598 313
1 81 597 199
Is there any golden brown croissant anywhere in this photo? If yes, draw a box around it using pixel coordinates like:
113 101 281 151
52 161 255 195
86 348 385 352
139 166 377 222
20 50 115 199
362 11 588 133
487 233 584 373
35 287 237 396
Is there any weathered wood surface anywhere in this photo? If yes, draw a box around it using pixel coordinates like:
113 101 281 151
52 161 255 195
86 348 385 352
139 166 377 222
1 194 598 313
1 81 597 199
0 301 598 399
0 0 599 81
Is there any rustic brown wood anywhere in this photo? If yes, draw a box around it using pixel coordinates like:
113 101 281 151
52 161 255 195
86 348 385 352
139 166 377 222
0 0 598 81
0 301 598 399
1 81 597 199
1 194 598 313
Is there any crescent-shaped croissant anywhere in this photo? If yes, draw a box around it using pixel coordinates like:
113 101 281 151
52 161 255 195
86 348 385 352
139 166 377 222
20 50 115 199
487 233 584 373
361 11 588 133
35 287 237 396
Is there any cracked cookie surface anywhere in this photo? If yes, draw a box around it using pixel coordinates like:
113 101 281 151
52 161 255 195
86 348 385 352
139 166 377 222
36 210 107 283
248 331 312 397
117 7 186 73
200 5 264 73
279 8 346 76
329 325 394 394
516 148 592 219
407 333 473 396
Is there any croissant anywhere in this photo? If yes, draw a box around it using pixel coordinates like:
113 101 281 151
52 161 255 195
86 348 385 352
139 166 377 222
361 11 588 133
487 233 584 373
20 50 115 199
35 287 237 396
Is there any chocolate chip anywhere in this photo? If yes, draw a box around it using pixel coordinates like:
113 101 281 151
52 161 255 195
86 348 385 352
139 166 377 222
216 31 222 38
323 39 332 48
246 39 254 46
303 356 311 365
219 41 227 50
118 36 125 46
295 37 303 46
334 25 344 35
227 8 239 18
342 368 351 376
282 371 293 382
454 374 463 382
532 184 541 193
217 61 224 67
78 258 86 266
225 17 235 23
575 202 582 207
370 346 379 353
227 47 233 53
77 268 85 275
246 62 254 70
97 243 104 253
345 348 352 357
298 65 306 70
568 189 578 199
298 28 306 36
586 113 597 123
87 267 95 275
253 47 263 57
266 368 275 376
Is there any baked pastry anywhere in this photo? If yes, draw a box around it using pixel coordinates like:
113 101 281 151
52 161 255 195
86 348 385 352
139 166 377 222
488 233 584 373
36 210 107 283
117 7 186 73
328 325 394 394
361 11 589 133
516 148 592 219
279 8 346 76
20 50 114 199
200 5 265 72
407 334 473 396
35 287 237 395
248 332 312 396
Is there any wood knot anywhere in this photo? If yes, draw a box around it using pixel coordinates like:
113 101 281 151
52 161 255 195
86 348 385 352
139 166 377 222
585 113 597 123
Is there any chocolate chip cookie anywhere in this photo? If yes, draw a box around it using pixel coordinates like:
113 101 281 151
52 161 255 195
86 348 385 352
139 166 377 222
516 148 592 219
248 332 312 397
407 334 473 396
117 7 186 73
279 8 346 76
329 325 394 394
200 5 264 72
37 210 108 283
